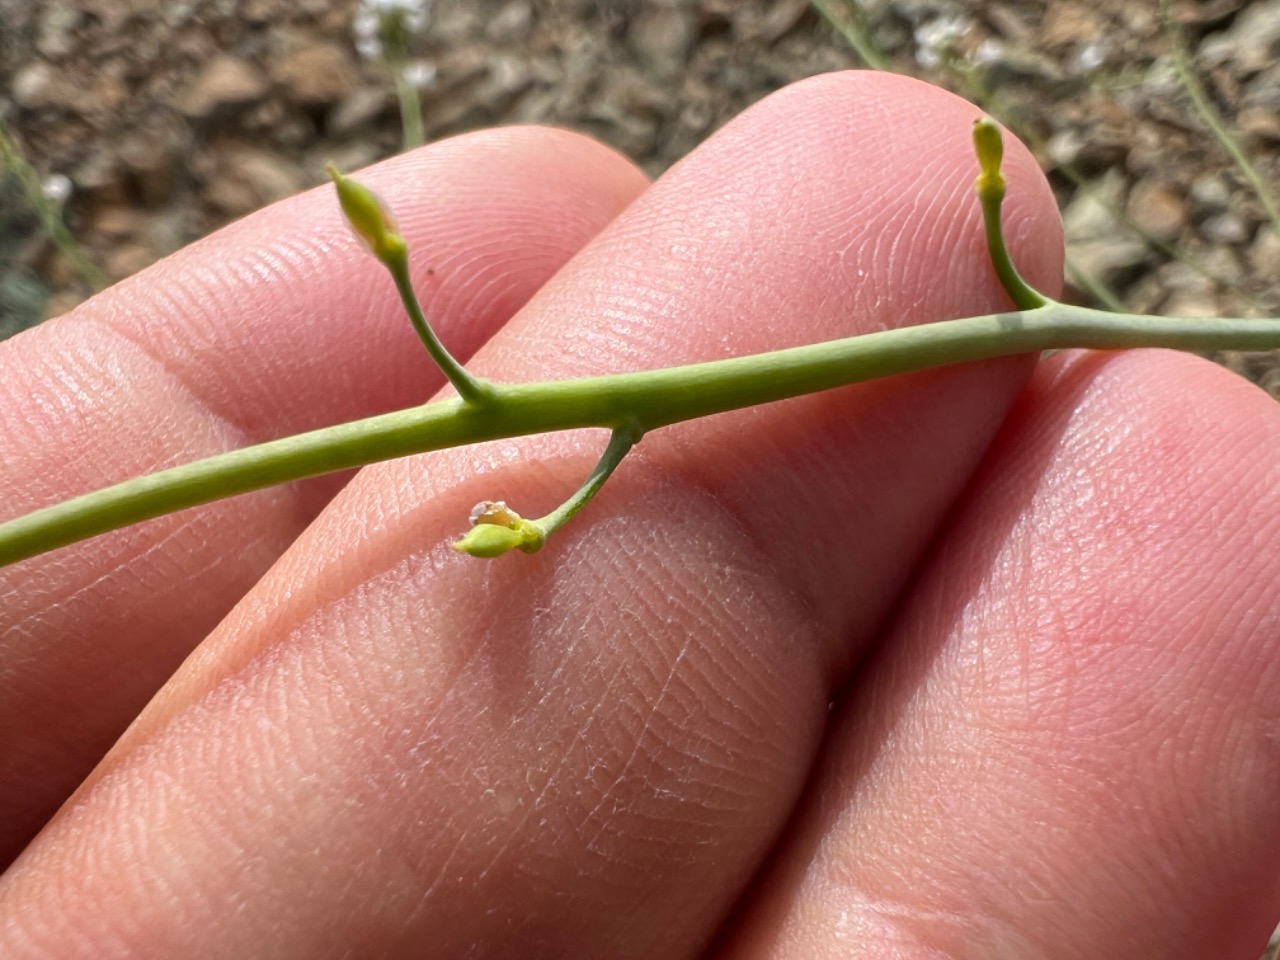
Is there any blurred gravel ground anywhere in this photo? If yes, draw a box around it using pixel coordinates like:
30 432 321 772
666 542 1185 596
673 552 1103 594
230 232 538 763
2 1 1278 336
1 0 1279 953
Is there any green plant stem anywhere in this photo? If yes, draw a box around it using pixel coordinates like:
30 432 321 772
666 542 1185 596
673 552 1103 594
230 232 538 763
327 165 490 403
391 61 425 151
5 302 1280 568
388 253 494 405
532 423 642 540
807 0 893 71
979 180 1046 310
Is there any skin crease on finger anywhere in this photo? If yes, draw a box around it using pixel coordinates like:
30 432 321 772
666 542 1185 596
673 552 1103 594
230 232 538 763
0 129 650 867
712 349 1280 960
0 73 1063 957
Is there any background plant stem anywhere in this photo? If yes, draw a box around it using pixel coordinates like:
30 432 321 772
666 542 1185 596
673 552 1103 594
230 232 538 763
0 120 109 292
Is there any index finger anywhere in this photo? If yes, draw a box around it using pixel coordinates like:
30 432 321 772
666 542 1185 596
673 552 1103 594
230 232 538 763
0 128 647 863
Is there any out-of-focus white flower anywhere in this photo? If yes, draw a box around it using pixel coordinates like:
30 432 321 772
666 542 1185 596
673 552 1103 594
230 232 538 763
354 0 432 60
402 60 437 89
41 173 72 205
364 0 430 31
1071 40 1109 75
973 37 1003 67
913 14 970 69
354 26 382 60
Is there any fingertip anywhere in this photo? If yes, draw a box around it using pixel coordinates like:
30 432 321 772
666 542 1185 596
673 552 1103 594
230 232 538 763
728 70 1064 301
346 125 650 253
723 346 1280 960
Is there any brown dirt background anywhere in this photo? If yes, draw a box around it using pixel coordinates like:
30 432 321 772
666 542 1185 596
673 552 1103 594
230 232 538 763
3 1 1279 339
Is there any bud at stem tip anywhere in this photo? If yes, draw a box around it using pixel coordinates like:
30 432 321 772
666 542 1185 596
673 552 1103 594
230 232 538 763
972 117 1005 192
326 163 408 266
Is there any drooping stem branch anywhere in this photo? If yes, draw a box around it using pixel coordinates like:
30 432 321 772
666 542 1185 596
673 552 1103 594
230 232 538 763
452 423 642 557
387 257 495 406
5 301 1280 569
530 423 641 541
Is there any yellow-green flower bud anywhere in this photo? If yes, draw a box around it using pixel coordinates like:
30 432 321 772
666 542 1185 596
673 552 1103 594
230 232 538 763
452 523 527 558
326 164 407 267
452 500 545 557
972 117 1006 194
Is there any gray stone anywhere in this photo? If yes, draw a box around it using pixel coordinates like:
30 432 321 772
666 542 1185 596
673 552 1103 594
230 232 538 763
1062 171 1151 283
1201 211 1250 245
1238 105 1280 144
1243 62 1280 110
485 1 533 44
1201 0 1280 74
329 86 390 135
1200 245 1245 287
1248 227 1280 277
204 146 303 215
1161 288 1221 318
1189 175 1231 216
627 2 698 78
35 3 81 59
1042 1 1107 48
1158 263 1219 317
1045 127 1084 167
103 242 155 282
12 60 58 109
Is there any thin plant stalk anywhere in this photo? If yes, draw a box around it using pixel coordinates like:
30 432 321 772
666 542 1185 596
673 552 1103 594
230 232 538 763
7 122 1280 568
390 61 425 151
0 119 109 292
453 424 641 556
1161 0 1280 237
5 302 1280 568
807 0 893 71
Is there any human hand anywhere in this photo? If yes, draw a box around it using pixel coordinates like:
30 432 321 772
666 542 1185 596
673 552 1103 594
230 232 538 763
1 71 1277 958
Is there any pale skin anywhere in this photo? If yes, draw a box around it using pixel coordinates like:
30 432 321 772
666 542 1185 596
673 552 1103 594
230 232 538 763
1 71 1277 958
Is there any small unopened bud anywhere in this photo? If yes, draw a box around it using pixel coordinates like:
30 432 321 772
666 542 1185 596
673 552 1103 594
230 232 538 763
327 164 407 267
453 523 527 558
453 500 544 557
972 117 1006 193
